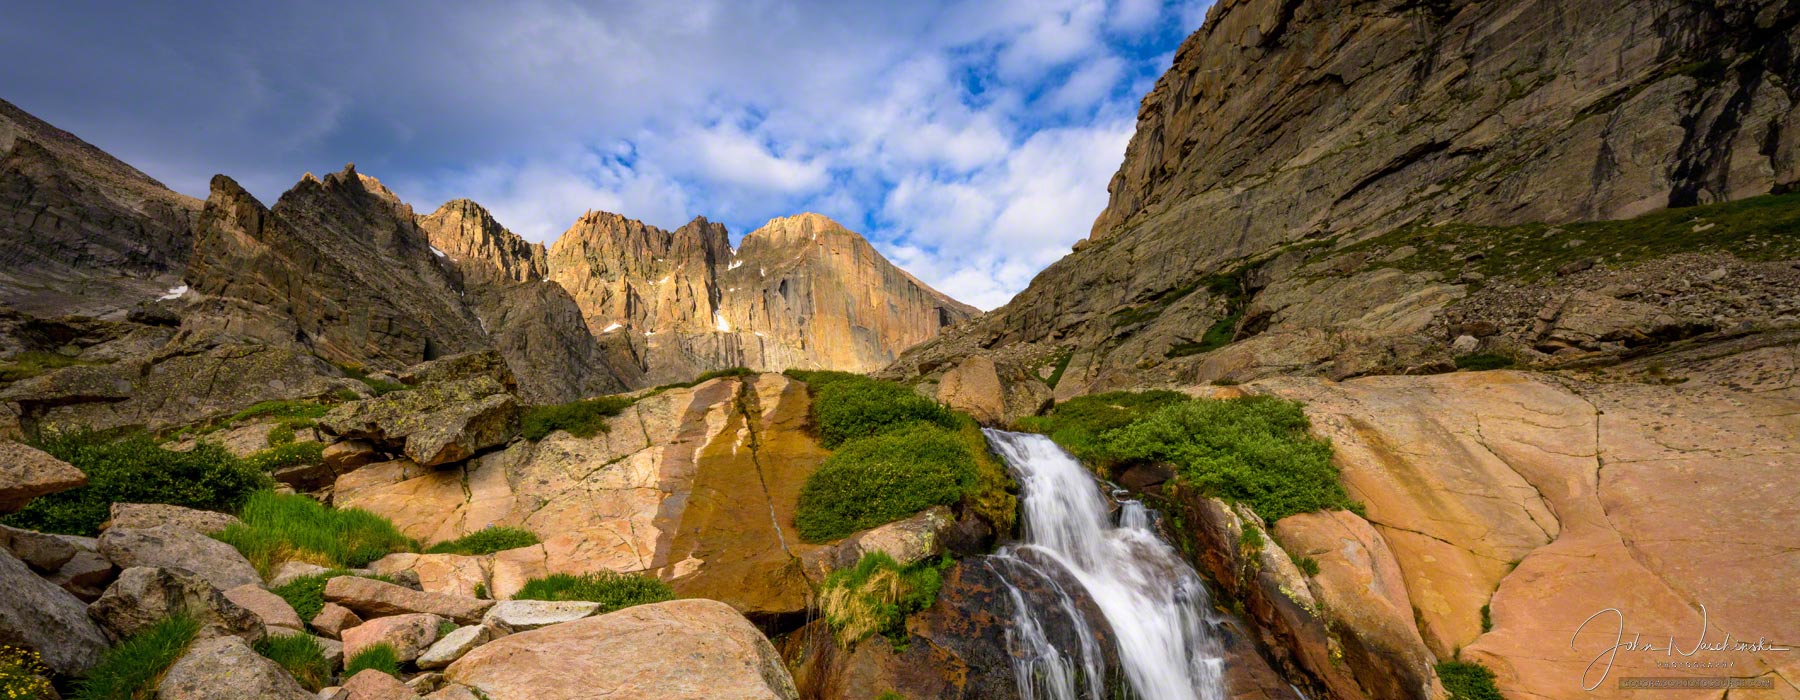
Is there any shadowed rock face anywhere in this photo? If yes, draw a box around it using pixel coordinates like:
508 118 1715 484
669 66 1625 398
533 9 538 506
0 98 200 317
888 0 1800 393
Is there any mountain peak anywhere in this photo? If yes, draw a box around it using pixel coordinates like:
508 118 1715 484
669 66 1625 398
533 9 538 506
745 212 852 246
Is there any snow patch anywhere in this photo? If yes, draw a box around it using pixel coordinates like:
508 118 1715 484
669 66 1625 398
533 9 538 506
157 284 188 301
602 323 623 333
714 313 731 333
728 260 744 271
430 246 447 258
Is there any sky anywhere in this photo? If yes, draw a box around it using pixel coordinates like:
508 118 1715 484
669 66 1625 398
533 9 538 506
0 0 1207 309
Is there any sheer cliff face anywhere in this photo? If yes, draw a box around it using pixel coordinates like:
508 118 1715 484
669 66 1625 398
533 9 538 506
0 99 201 316
549 211 977 385
891 0 1800 388
185 166 488 370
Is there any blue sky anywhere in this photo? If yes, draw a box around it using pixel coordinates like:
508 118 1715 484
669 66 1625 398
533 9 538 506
0 1 1206 308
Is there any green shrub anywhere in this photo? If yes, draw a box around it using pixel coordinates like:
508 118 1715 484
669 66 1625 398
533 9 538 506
1167 312 1243 358
0 645 52 700
1100 396 1356 522
0 351 109 383
1480 604 1492 632
1013 390 1190 471
1436 660 1503 700
266 424 297 445
241 441 324 472
342 643 401 677
424 526 539 555
269 570 395 622
797 423 977 542
1239 526 1265 552
252 633 331 691
230 400 331 424
1297 556 1320 576
2 432 270 536
807 375 958 448
212 491 415 577
512 572 674 613
1454 353 1515 371
69 614 200 700
520 395 635 441
819 552 947 645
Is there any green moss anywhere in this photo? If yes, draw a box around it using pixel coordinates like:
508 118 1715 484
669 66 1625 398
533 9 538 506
954 419 1018 538
520 395 635 441
2 432 270 536
797 423 978 542
343 643 401 678
1342 191 1800 282
423 526 540 555
1167 312 1243 358
511 572 674 613
1043 350 1074 389
0 351 110 383
252 633 331 691
818 552 948 646
241 441 324 472
1436 660 1503 700
212 491 416 577
1239 526 1265 552
1454 354 1515 371
336 363 407 396
69 614 199 700
230 400 331 424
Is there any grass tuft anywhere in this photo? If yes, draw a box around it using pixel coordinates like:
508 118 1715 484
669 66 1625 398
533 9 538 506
252 633 332 691
520 395 635 441
269 570 394 622
1436 660 1504 700
212 491 415 577
69 614 199 700
511 572 674 613
818 552 948 646
423 526 540 555
2 432 269 536
342 643 401 678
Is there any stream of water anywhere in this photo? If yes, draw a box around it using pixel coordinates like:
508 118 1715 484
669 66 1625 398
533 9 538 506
984 429 1227 700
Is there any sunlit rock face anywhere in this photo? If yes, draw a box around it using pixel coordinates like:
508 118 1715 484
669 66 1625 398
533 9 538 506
548 210 977 386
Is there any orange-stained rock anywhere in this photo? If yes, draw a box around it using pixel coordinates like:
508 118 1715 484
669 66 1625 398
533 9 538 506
341 612 444 664
936 355 1005 424
445 599 797 700
341 668 418 700
323 576 490 625
0 441 85 513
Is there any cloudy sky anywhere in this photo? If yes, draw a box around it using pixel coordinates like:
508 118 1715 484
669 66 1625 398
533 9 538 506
1 1 1206 309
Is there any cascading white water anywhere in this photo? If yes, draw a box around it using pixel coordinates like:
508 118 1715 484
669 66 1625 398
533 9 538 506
985 429 1227 700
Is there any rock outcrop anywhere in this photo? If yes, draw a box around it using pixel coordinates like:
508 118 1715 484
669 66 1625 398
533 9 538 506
0 440 84 512
444 599 799 700
0 546 107 674
0 98 200 317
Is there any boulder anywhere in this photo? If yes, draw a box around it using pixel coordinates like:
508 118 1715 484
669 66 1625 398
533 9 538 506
342 669 420 700
417 624 493 670
224 583 305 632
157 635 313 700
935 355 1005 424
97 524 260 590
1540 290 1704 350
324 575 492 624
424 687 482 700
445 599 798 700
368 552 488 598
802 506 952 578
341 612 444 664
397 350 516 392
480 600 599 633
269 559 331 587
0 524 77 571
106 503 242 534
315 633 344 668
0 440 85 512
48 548 115 600
323 439 381 472
0 546 107 674
311 602 363 639
318 376 519 467
88 566 262 642
407 672 445 695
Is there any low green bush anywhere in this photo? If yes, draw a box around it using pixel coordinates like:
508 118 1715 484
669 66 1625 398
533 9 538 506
1014 390 1190 470
241 441 324 472
1297 556 1320 576
819 552 948 645
2 432 270 536
424 526 540 555
655 366 755 391
252 633 331 691
1436 660 1503 700
1454 353 1515 371
269 570 395 622
1100 396 1357 522
796 423 977 542
805 375 958 448
69 614 199 700
229 399 331 424
342 643 401 677
520 395 635 441
212 491 416 577
511 572 674 613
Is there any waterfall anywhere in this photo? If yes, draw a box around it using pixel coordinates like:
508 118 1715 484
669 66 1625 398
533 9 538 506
984 429 1227 700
